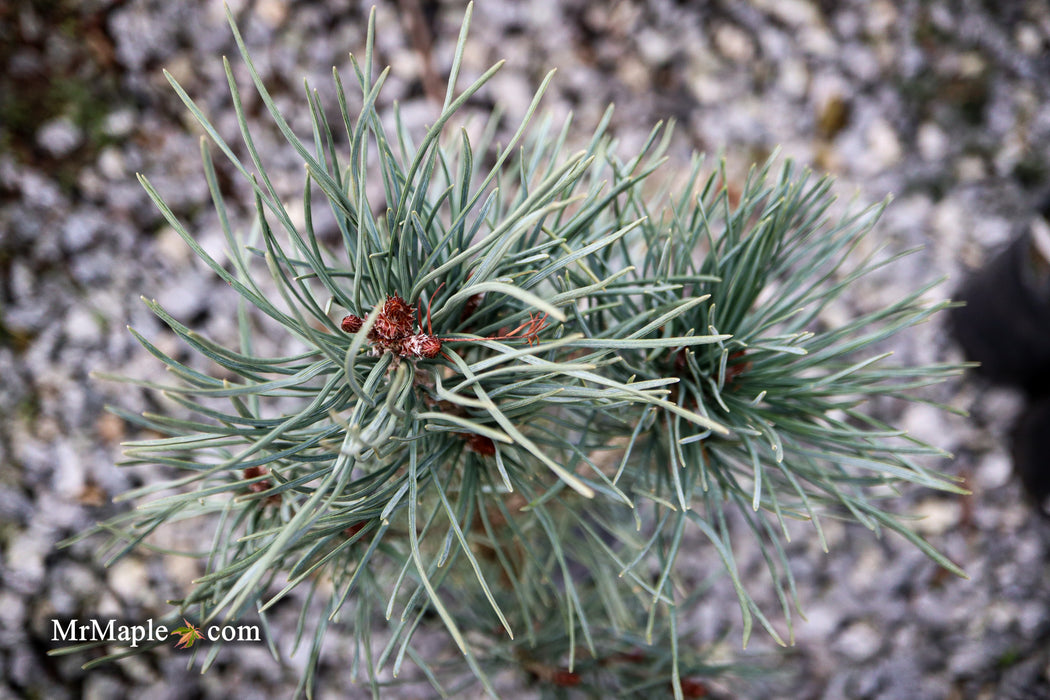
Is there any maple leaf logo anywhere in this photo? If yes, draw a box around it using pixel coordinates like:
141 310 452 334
171 619 204 649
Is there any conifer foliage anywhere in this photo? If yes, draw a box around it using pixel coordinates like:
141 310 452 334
63 5 964 697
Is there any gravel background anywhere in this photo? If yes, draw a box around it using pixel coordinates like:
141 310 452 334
4 1 1050 698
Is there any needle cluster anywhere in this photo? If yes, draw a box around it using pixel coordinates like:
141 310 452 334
61 5 966 698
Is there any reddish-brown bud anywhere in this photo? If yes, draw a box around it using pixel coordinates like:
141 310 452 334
341 315 363 333
465 433 496 456
373 294 415 341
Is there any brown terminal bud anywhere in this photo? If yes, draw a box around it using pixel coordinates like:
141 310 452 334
341 315 363 333
374 294 415 340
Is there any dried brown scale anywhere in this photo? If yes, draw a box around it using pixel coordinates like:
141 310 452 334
550 670 582 687
243 465 270 493
679 678 710 698
673 347 690 378
398 332 442 359
459 292 484 325
669 348 751 406
344 522 365 538
242 466 281 505
603 648 647 665
724 350 751 386
520 658 582 687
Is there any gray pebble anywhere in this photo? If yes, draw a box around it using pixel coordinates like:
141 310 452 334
36 117 83 158
62 209 105 253
834 620 884 663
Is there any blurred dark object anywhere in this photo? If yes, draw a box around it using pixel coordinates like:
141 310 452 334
950 199 1050 514
949 206 1050 397
1011 396 1050 516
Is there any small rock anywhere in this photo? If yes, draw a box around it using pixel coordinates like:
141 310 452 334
8 260 35 302
52 442 86 499
7 646 38 689
799 602 842 638
912 498 962 536
155 271 213 321
96 592 123 619
1016 23 1044 57
917 122 950 161
832 10 862 39
956 52 987 79
847 547 887 593
713 22 755 62
1018 601 1047 636
0 591 26 637
18 169 64 209
36 117 83 158
975 452 1011 490
84 675 128 700
0 481 31 525
778 58 809 98
256 0 289 27
6 528 47 590
714 23 755 63
834 620 883 662
153 226 195 267
800 25 837 57
866 0 899 36
635 27 676 65
841 45 880 83
62 210 104 253
902 402 952 450
70 249 118 287
63 305 102 347
487 69 535 121
35 491 85 532
163 553 200 589
97 146 126 180
108 558 150 604
162 53 197 92
866 117 902 170
758 0 821 27
986 600 1019 633
689 73 729 104
955 156 987 182
103 109 137 139
96 412 126 444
